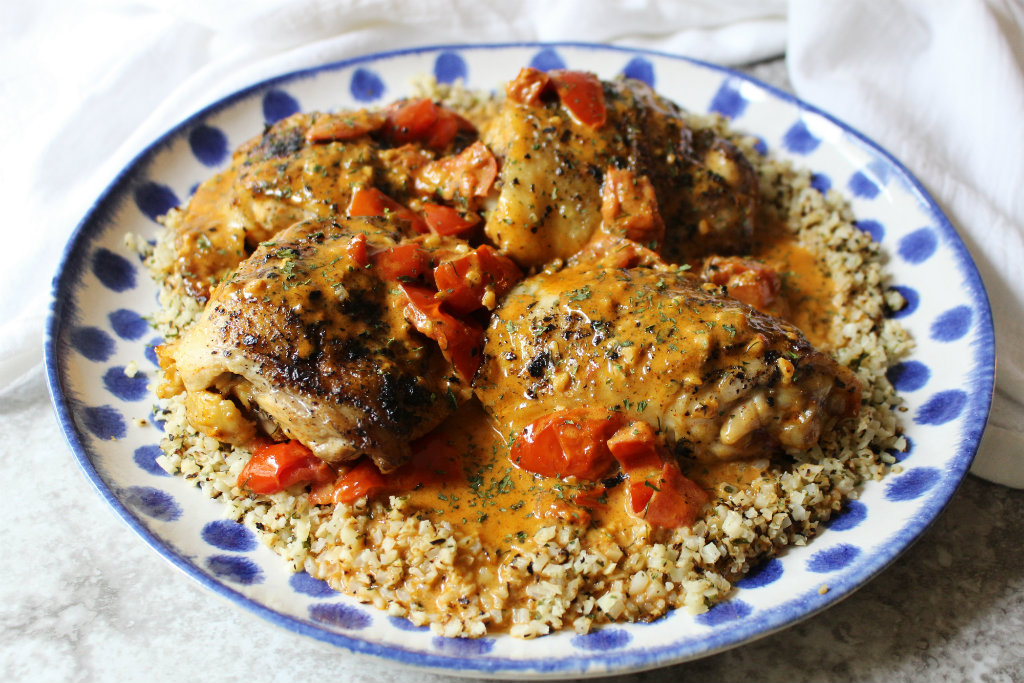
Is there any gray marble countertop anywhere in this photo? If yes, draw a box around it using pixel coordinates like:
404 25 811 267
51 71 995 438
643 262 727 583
5 59 1023 683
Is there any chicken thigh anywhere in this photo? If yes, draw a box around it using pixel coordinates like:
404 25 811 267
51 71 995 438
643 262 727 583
474 253 860 463
158 216 475 472
482 69 761 268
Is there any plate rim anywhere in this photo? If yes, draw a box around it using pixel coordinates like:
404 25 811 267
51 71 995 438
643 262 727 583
43 40 996 677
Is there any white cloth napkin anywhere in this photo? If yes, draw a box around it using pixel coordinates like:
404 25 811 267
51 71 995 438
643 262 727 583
787 0 1024 488
4 0 1022 487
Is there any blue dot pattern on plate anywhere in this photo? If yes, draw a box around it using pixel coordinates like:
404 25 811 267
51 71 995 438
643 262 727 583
735 558 782 589
621 56 654 86
898 227 938 264
309 603 371 630
825 500 867 531
263 89 300 123
696 599 753 626
148 406 166 432
931 305 972 342
189 124 229 167
81 405 126 440
915 390 967 425
108 309 148 340
708 80 748 119
848 170 881 199
434 51 468 84
144 336 162 366
92 248 136 292
811 172 832 194
807 543 860 573
133 445 169 476
387 615 429 632
752 138 768 155
530 47 566 72
123 486 182 522
885 467 941 501
206 555 265 585
855 219 884 242
350 68 386 102
431 636 495 656
102 365 149 401
133 182 180 222
888 285 919 318
781 120 821 155
201 520 257 552
572 628 632 651
71 326 115 362
890 435 913 462
886 360 931 392
290 571 337 598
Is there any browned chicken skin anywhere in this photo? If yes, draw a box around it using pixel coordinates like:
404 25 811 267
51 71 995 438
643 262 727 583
482 75 760 268
474 253 860 463
158 216 473 472
169 110 451 301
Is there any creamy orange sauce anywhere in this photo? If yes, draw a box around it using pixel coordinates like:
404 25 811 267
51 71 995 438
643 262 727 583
394 226 835 563
752 228 836 349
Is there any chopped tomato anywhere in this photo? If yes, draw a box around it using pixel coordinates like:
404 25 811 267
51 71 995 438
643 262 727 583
318 457 389 505
510 408 624 480
399 283 484 382
422 203 480 237
381 99 473 151
237 440 335 495
574 235 664 269
638 461 709 529
345 232 369 267
434 244 523 315
701 256 784 313
600 168 665 248
372 242 433 282
607 420 663 472
308 431 461 506
415 141 498 202
347 186 429 234
550 70 607 128
305 110 386 143
506 67 552 105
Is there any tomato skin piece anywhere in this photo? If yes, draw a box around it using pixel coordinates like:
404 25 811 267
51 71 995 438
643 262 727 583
415 141 499 203
641 462 709 529
345 232 369 267
607 420 664 472
550 70 607 128
372 242 433 282
347 186 429 234
305 110 386 143
434 244 523 315
325 458 389 505
398 283 484 382
422 203 480 237
506 67 553 105
382 99 473 151
308 431 462 506
237 440 335 495
511 408 624 481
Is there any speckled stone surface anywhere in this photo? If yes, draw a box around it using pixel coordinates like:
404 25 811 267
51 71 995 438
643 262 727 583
6 59 1023 682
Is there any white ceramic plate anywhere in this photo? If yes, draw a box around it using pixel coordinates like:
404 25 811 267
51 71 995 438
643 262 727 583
45 43 994 678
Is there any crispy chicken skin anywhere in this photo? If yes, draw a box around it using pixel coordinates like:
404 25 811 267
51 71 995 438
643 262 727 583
474 253 860 462
482 74 760 268
169 110 448 301
158 216 473 472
